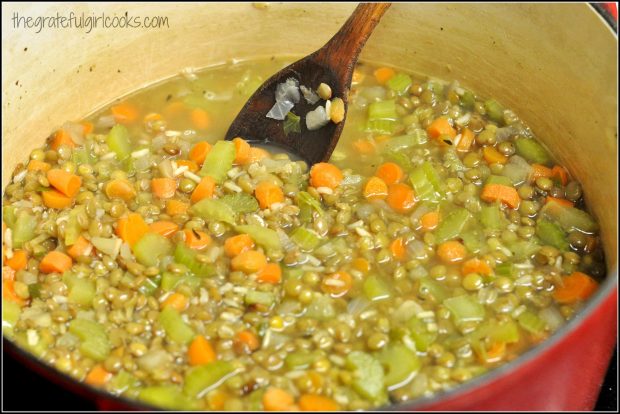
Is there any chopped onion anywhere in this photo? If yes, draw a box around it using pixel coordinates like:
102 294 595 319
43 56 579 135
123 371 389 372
97 115 116 129
501 155 532 185
266 100 295 121
275 78 300 103
151 134 166 151
134 155 152 172
341 174 363 186
393 300 424 322
495 126 517 142
63 121 85 145
355 203 375 220
407 240 428 260
306 106 329 130
300 85 320 104
138 349 172 372
361 86 387 101
539 307 565 332
347 297 371 316
158 159 174 178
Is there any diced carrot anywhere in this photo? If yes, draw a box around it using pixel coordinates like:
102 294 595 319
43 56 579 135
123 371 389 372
376 162 404 185
189 141 212 166
231 250 267 274
309 163 343 189
151 178 177 199
3 266 16 282
85 364 112 386
480 184 521 209
166 200 189 216
436 240 467 263
191 176 216 203
245 147 270 164
363 176 388 201
529 163 554 182
188 335 217 366
111 102 139 124
42 190 73 209
184 229 212 250
6 250 28 271
546 196 574 208
373 67 396 85
207 390 232 411
175 159 199 173
163 101 186 119
386 183 416 213
67 236 92 259
390 237 407 261
456 128 475 152
255 181 284 209
551 165 569 186
3 279 25 306
50 129 75 151
321 271 353 297
352 139 376 155
235 330 260 353
257 263 282 284
461 257 492 276
105 178 136 201
299 394 340 411
427 117 457 141
116 213 149 246
553 271 598 304
81 121 95 135
149 221 179 238
27 159 51 172
483 146 508 165
420 211 440 232
263 387 296 412
224 234 255 258
39 251 73 274
47 169 82 197
233 137 251 165
162 292 189 311
191 108 210 130
351 257 370 274
479 341 506 364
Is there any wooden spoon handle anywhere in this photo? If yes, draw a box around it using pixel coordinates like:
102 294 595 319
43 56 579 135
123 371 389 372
314 2 391 80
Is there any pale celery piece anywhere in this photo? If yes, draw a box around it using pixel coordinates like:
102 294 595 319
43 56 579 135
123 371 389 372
346 351 387 404
514 138 551 165
434 208 472 244
234 225 281 251
2 299 21 332
12 211 37 249
386 73 413 95
199 140 236 183
67 278 96 307
461 228 486 254
377 343 421 389
183 361 237 398
158 306 195 344
3 205 17 227
410 162 443 202
174 243 216 277
290 227 323 252
444 295 486 324
64 206 85 246
161 271 202 292
536 219 569 251
419 277 448 302
285 350 322 370
69 318 111 361
139 386 199 410
133 233 172 267
408 316 437 352
192 198 236 224
486 174 513 187
109 370 140 394
220 192 259 213
91 236 121 257
297 191 324 223
363 275 391 301
518 310 547 335
106 125 132 160
244 291 275 307
540 201 598 233
306 295 335 321
480 203 508 230
484 99 505 124
383 131 428 152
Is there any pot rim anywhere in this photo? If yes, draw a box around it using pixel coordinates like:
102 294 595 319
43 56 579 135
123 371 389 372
2 3 617 412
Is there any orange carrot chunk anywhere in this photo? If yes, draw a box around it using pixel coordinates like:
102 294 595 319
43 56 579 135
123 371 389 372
363 176 388 201
85 364 112 386
483 146 508 165
166 200 189 216
257 263 282 284
551 165 569 186
111 102 139 124
427 117 457 140
390 237 407 261
188 335 217 366
553 271 598 304
373 67 396 85
263 387 296 412
189 141 212 166
81 121 95 135
461 257 492 276
437 240 467 263
191 108 210 130
116 213 149 246
321 271 353 297
352 139 376 155
351 257 370 274
184 229 212 250
105 179 136 201
3 278 25 306
255 181 284 209
6 250 28 271
234 329 260 353
149 221 179 238
67 236 93 259
376 162 404 185
151 178 177 199
27 159 51 172
546 196 574 208
175 159 199 173
420 211 440 232
191 176 216 203
480 184 521 209
245 147 270 164
299 394 340 411
231 250 267 274
456 128 475 152
224 234 255 258
42 190 73 209
233 137 251 165
529 163 554 182
47 169 82 197
162 292 189 311
39 251 73 274
386 183 416 213
50 129 75 151
309 163 343 189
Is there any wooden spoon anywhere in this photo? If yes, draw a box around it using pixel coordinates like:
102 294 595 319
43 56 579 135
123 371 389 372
225 3 391 166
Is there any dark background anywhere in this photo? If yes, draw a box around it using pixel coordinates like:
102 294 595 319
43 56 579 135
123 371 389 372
2 348 617 411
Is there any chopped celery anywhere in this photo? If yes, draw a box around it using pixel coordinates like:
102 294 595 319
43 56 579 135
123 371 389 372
199 140 236 183
246 389 266 411
68 278 95 307
28 283 42 299
283 111 301 135
434 208 471 243
12 211 37 248
461 228 486 254
306 295 335 321
283 267 304 280
383 150 413 170
419 278 448 302
234 225 281 252
69 318 111 361
410 162 442 202
368 100 397 121
2 299 21 332
484 99 505 124
133 233 172 267
460 90 476 109
158 306 195 344
386 73 412 95
363 275 391 301
297 191 324 223
192 198 236 224
138 276 160 296
139 386 198 410
501 155 531 185
285 350 321 370
425 81 444 94
480 203 508 230
290 227 322 251
495 262 514 277
64 206 85 246
486 175 513 187
377 343 420 389
174 243 216 277
184 361 237 398
514 138 551 165
383 131 428 152
518 310 547 335
346 351 387 404
443 148 467 173
408 316 437 352
245 291 275 307
540 201 598 233
106 125 132 160
91 236 122 258
3 206 17 228
72 147 97 166
366 119 397 134
507 239 542 260
536 219 569 251
109 370 140 394
443 295 485 324
220 192 259 214
490 320 520 343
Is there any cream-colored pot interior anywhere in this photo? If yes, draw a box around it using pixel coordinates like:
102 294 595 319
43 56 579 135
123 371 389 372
2 3 617 271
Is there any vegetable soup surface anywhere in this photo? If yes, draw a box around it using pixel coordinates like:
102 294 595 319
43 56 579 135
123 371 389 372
2 57 606 411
